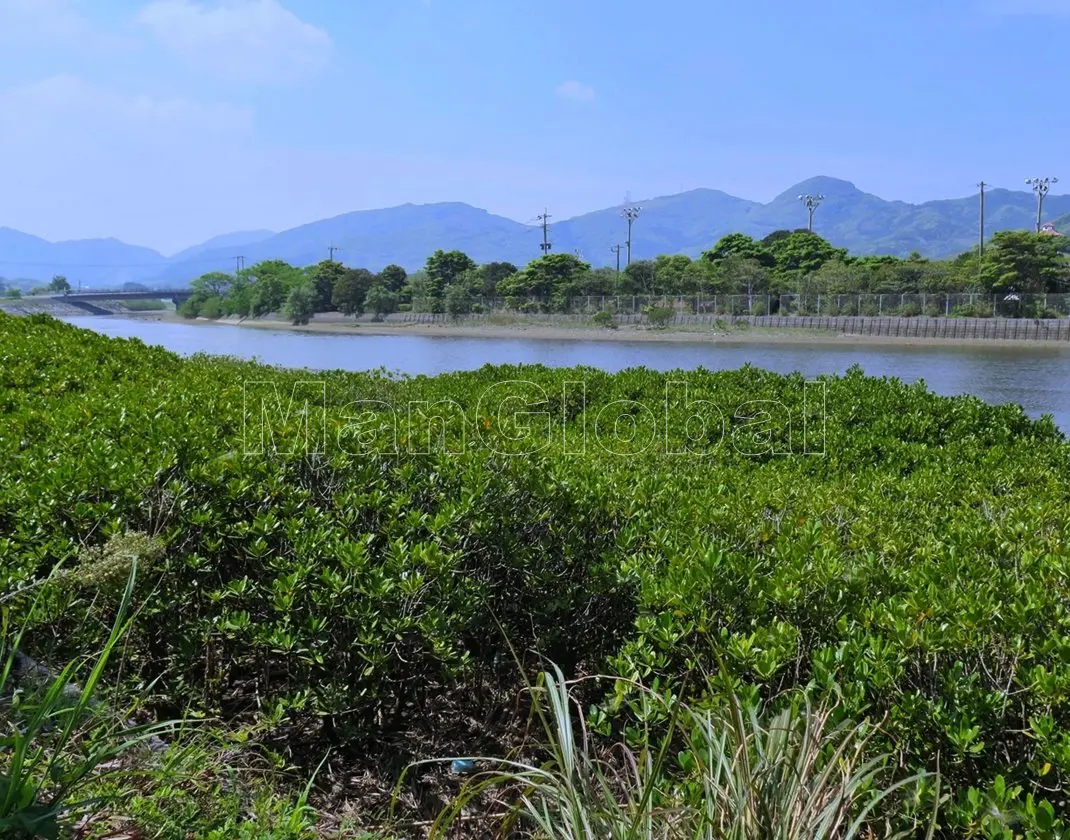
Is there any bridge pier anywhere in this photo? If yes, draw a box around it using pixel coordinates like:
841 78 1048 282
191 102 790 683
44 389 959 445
64 299 113 316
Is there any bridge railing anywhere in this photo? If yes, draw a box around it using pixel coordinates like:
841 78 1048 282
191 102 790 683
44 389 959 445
57 288 190 297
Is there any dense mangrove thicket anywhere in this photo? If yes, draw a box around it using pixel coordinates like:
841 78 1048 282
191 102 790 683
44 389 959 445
2 311 1070 837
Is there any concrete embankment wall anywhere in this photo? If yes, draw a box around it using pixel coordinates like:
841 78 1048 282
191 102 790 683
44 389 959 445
1 299 135 317
390 311 1070 342
708 314 1070 341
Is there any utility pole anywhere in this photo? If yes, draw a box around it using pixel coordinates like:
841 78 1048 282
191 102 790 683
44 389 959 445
235 255 245 275
621 206 642 266
328 245 342 261
797 194 825 232
1026 177 1059 233
977 181 987 262
610 244 623 276
537 209 552 254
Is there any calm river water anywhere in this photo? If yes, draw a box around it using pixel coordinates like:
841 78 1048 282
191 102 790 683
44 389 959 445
64 317 1070 432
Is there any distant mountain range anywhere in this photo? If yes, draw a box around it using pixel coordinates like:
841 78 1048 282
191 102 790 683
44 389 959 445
2 176 1069 288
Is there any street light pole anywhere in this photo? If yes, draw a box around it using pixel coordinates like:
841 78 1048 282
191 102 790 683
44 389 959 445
621 206 642 266
1026 177 1059 233
797 194 825 232
977 181 987 287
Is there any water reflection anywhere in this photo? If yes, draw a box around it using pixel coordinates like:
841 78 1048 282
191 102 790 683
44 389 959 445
63 317 1070 431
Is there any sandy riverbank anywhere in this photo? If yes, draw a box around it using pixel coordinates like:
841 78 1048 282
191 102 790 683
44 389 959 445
129 311 1070 350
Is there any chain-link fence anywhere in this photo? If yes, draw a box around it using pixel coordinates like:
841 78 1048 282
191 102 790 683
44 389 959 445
404 292 1070 319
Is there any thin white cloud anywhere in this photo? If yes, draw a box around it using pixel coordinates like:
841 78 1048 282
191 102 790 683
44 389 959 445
555 80 596 102
0 0 133 52
0 74 252 131
135 0 332 84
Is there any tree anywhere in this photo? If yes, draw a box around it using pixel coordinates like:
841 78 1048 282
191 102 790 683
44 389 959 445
200 296 224 319
944 250 986 291
332 267 375 316
621 259 656 295
48 274 71 293
456 268 484 296
716 257 771 298
191 271 232 298
403 271 439 312
177 297 201 318
425 250 477 299
652 255 702 295
182 271 233 318
364 285 398 321
981 231 1070 294
246 260 304 317
810 260 863 295
283 283 315 325
702 233 775 268
377 264 408 293
478 262 518 297
759 229 804 248
224 271 254 317
498 254 590 302
4 287 21 299
766 231 847 280
576 267 617 296
444 283 474 317
121 282 150 292
309 260 346 312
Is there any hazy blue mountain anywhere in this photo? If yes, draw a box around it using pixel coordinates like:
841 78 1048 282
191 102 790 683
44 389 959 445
550 189 760 264
151 177 1068 281
5 177 1070 287
167 230 275 264
734 177 1070 258
0 227 275 287
0 227 165 288
150 203 539 284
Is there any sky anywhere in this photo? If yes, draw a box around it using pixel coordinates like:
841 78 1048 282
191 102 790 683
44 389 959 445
0 0 1068 255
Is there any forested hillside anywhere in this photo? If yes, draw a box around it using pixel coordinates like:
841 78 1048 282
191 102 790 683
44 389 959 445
3 177 1069 287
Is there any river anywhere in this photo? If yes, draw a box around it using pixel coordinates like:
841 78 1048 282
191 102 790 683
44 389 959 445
63 316 1070 432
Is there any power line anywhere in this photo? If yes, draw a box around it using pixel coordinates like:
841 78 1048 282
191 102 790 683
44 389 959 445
1026 177 1059 233
536 209 552 254
0 254 245 269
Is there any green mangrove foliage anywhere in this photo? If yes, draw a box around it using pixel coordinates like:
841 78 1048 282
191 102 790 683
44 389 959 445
2 312 1070 835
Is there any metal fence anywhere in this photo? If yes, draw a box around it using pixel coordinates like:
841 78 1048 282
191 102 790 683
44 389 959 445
406 293 1070 319
388 293 1070 341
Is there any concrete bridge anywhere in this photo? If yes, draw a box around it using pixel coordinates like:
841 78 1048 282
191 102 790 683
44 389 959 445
44 289 193 315
9 288 192 314
56 289 193 303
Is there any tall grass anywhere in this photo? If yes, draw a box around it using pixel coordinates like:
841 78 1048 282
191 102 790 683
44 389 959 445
0 561 178 838
412 665 941 839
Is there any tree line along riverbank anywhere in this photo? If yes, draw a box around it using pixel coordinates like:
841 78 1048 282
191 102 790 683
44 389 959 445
167 227 1070 326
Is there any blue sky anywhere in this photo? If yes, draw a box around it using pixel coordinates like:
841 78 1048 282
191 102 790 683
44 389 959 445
0 0 1067 254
